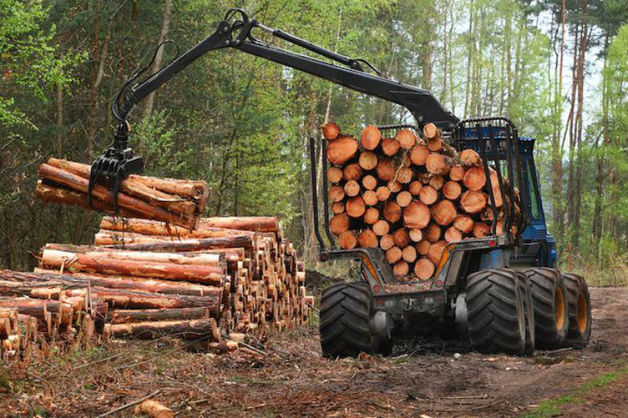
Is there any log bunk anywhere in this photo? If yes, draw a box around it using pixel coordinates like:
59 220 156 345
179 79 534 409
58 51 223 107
325 122 521 283
1 215 311 362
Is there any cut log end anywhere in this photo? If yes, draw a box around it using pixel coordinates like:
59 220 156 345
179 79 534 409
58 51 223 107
323 122 341 140
414 258 435 280
361 125 382 150
396 129 417 150
327 136 358 165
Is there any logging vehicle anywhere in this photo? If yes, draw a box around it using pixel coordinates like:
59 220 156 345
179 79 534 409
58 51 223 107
88 8 592 357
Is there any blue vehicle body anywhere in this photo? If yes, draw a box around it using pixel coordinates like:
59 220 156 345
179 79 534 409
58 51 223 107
461 127 557 272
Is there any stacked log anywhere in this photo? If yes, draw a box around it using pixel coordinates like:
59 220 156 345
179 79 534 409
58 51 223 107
31 243 226 343
0 215 309 359
0 270 108 362
35 158 209 229
324 122 521 282
94 216 310 335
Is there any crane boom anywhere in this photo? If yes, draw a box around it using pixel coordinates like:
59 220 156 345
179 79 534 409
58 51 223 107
89 8 458 206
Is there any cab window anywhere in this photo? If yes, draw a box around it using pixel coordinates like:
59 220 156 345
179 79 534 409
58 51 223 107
526 158 541 219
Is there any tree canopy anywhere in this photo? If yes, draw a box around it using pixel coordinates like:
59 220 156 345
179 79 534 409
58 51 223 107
0 0 627 283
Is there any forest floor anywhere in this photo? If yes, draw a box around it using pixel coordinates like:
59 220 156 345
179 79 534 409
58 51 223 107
1 287 627 417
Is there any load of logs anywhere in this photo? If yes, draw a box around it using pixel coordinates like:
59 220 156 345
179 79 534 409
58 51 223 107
324 122 520 282
0 216 311 361
35 158 210 229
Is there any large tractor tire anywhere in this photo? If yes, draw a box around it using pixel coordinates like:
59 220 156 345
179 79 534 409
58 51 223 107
466 269 527 355
524 268 569 349
562 273 592 348
319 282 391 358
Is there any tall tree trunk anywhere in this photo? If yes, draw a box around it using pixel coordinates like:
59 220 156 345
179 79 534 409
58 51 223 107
447 5 455 114
572 7 589 250
511 15 524 115
592 33 611 251
441 2 448 104
422 8 433 93
464 0 474 116
85 13 102 158
551 0 566 246
505 6 512 109
86 5 119 157
144 0 173 119
55 82 64 155
565 24 580 232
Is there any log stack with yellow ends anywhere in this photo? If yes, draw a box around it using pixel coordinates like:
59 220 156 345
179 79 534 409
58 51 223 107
324 122 521 283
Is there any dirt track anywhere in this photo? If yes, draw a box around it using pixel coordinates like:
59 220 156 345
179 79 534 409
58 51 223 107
1 287 627 417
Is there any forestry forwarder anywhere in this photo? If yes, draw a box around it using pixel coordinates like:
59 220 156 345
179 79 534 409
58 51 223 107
88 8 592 357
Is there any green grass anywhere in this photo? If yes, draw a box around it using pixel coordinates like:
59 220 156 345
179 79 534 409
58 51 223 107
521 364 628 417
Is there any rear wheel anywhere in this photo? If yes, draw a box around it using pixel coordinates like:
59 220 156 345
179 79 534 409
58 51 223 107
466 269 527 355
562 273 592 348
319 282 391 358
524 268 569 349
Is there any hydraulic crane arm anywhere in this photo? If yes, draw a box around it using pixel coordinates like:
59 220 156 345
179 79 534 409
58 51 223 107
89 8 459 207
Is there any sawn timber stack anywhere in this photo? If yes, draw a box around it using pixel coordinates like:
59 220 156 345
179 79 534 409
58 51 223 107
0 270 108 363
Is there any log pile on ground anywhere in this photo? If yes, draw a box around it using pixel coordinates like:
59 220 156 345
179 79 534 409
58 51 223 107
0 216 311 360
325 122 521 282
0 270 107 362
35 158 209 229
93 216 311 336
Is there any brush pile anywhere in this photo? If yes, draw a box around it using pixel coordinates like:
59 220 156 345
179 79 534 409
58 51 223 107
324 122 521 282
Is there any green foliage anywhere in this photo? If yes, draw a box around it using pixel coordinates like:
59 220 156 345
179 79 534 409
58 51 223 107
0 0 83 130
0 366 11 393
0 0 626 279
134 110 191 177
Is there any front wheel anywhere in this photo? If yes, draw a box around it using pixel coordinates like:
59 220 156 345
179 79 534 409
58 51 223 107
319 282 391 358
466 269 527 355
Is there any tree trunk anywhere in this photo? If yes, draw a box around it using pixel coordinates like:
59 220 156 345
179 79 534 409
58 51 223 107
40 251 225 285
37 161 208 229
30 268 221 297
144 0 173 118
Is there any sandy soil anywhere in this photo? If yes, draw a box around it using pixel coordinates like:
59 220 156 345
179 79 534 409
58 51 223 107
1 287 627 417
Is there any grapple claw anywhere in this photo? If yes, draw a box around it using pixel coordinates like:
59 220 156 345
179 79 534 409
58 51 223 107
87 145 143 213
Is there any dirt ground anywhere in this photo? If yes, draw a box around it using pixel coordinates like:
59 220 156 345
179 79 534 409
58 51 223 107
1 287 627 417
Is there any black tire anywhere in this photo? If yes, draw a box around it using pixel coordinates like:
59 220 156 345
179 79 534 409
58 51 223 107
319 282 383 358
524 268 569 349
466 269 527 355
562 273 592 348
516 272 536 354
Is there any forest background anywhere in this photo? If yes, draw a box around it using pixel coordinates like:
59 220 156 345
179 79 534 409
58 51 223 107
1 0 628 285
